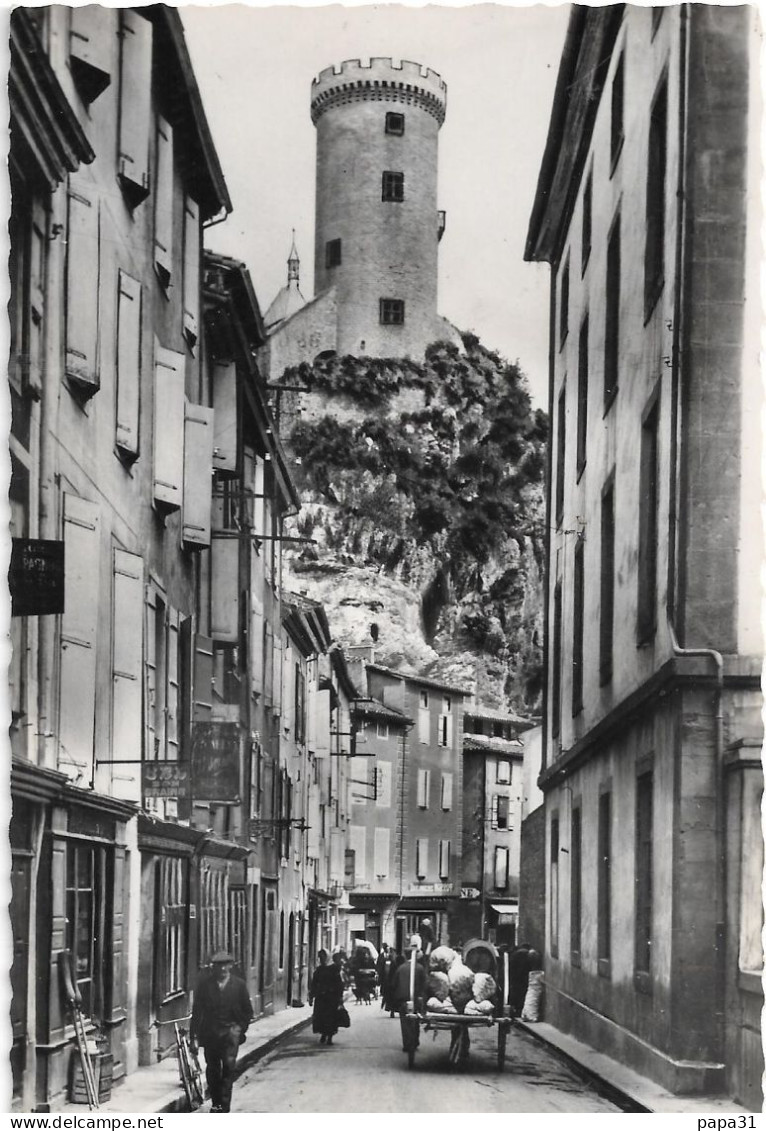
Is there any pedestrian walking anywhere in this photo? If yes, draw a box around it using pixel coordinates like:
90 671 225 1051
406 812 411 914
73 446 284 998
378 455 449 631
190 952 252 1113
309 948 345 1044
390 942 427 1052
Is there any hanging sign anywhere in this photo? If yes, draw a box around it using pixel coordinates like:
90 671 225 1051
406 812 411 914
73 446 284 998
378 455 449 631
10 538 65 616
142 761 191 799
191 720 241 803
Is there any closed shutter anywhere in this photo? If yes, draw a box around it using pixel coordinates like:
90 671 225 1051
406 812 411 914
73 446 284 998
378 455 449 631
117 10 152 207
307 791 321 858
153 346 185 512
330 828 346 883
253 456 265 537
166 609 180 762
154 116 173 287
182 197 200 349
59 495 100 777
374 828 389 878
349 826 366 882
272 634 283 715
494 846 509 890
418 705 430 744
313 689 331 757
193 634 214 721
109 844 127 1020
70 5 113 103
439 839 451 879
375 761 392 809
264 624 274 703
441 772 453 811
417 769 430 809
182 402 214 548
65 184 100 394
212 362 237 475
27 202 46 397
211 533 239 642
111 548 143 800
115 270 141 457
416 838 428 879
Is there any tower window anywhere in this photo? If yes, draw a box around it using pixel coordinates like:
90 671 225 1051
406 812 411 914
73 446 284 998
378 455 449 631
325 239 342 268
385 112 405 136
381 171 404 202
380 298 404 325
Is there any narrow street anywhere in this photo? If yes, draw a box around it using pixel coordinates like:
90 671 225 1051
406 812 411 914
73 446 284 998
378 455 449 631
229 1004 624 1113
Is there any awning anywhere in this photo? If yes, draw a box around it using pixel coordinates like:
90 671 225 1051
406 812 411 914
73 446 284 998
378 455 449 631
491 902 518 915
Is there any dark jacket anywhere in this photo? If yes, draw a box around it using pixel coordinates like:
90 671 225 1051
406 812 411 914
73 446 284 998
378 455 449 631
391 958 427 1012
191 970 253 1047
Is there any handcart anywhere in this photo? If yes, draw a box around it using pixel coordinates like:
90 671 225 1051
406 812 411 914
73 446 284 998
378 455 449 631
399 941 514 1071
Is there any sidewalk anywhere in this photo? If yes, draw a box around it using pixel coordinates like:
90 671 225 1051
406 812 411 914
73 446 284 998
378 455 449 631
514 1019 753 1115
58 1004 313 1115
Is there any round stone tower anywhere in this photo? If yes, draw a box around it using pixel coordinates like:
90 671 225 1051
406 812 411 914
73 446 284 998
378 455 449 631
311 58 450 359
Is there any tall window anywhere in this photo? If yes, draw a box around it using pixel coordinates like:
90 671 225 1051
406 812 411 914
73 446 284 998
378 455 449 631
66 843 108 1019
550 814 560 957
572 536 585 715
418 690 430 743
635 769 654 981
439 839 451 880
600 477 616 684
604 214 620 405
417 768 431 809
494 846 510 890
645 78 667 316
555 385 566 527
559 257 570 347
155 856 188 1001
637 397 660 643
551 582 562 739
598 789 612 970
379 298 404 325
571 804 582 961
416 837 428 879
325 238 342 268
581 171 592 273
491 795 510 830
381 171 404 202
438 697 453 747
610 53 625 170
576 317 589 475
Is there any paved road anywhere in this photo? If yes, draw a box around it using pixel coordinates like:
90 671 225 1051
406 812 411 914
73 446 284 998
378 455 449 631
229 1001 624 1113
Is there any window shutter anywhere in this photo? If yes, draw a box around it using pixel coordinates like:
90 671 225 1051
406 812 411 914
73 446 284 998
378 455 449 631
110 548 143 800
376 761 392 809
154 116 173 287
65 184 100 395
144 587 157 763
182 197 200 349
273 634 283 716
446 712 454 748
313 689 331 757
166 609 180 762
374 828 390 877
193 633 214 721
116 270 141 457
250 580 264 695
349 826 366 882
212 362 237 475
439 839 451 879
441 772 453 811
253 456 265 538
59 495 101 778
307 792 321 858
153 345 185 512
182 402 214 548
418 705 430 744
108 844 127 1020
70 5 113 104
27 203 46 397
491 795 499 829
416 838 428 879
494 846 509 890
211 517 239 642
117 10 152 207
417 769 430 809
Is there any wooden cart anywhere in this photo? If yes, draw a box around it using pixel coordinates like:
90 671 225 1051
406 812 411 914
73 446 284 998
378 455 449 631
401 1008 514 1070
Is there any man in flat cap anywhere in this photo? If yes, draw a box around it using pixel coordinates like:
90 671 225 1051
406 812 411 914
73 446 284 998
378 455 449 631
190 952 253 1113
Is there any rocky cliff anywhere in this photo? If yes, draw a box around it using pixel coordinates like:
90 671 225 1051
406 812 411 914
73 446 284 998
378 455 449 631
276 334 547 713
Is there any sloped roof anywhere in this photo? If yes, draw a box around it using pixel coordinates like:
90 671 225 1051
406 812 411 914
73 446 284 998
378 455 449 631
463 734 524 756
264 279 307 333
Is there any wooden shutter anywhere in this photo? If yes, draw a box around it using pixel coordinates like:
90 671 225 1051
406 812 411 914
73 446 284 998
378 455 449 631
154 116 173 287
117 10 152 206
348 826 366 882
182 197 200 348
116 270 141 457
167 609 180 761
439 839 451 879
183 402 214 548
193 633 214 721
144 587 158 762
109 844 127 1020
27 202 46 397
491 796 499 828
153 346 185 512
374 828 390 878
59 495 100 777
417 769 430 809
70 6 113 104
111 548 143 800
307 791 321 858
250 592 264 693
494 846 509 890
211 531 239 642
418 705 430 744
441 772 453 811
212 362 237 475
376 761 392 809
313 689 331 757
416 838 428 879
272 634 283 715
65 184 100 394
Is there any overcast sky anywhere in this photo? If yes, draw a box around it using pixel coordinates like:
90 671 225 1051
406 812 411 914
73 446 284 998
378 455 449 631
182 3 571 407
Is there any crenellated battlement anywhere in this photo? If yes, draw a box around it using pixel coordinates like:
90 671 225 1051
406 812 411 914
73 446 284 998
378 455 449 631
311 57 447 126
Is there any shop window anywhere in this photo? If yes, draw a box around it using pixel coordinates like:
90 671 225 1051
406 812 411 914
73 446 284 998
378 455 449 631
155 856 188 1001
66 843 108 1019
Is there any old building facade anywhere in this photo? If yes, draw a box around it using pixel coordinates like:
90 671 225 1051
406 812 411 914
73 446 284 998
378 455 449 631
525 4 762 1108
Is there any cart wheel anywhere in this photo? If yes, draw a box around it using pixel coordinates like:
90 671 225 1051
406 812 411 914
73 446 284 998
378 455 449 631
497 1026 508 1071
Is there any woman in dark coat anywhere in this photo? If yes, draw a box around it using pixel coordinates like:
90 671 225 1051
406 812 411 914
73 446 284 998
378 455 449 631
309 948 345 1044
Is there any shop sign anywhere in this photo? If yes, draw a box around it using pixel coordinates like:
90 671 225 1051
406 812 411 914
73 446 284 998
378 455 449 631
191 720 241 803
10 538 65 616
142 761 190 799
460 887 480 899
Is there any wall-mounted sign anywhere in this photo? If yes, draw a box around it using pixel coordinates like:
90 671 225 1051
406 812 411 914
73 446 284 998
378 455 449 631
191 720 241 803
460 887 480 900
10 538 65 616
142 761 191 799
